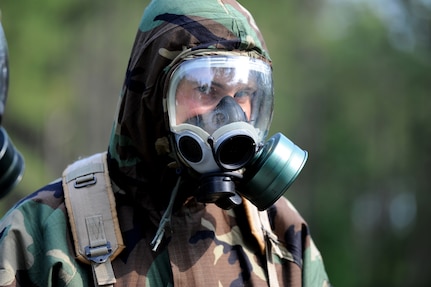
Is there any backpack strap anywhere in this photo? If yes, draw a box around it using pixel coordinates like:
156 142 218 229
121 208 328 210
62 152 125 287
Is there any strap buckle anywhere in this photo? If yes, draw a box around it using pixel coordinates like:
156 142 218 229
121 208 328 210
85 241 113 263
74 174 97 188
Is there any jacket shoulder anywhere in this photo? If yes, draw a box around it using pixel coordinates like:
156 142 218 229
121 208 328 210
11 179 65 213
0 179 92 286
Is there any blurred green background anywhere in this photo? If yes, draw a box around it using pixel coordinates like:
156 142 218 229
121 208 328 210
1 0 430 286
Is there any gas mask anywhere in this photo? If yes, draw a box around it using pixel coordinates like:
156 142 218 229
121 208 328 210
0 20 24 199
165 54 307 210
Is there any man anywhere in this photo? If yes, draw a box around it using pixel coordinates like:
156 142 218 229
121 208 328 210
0 0 330 286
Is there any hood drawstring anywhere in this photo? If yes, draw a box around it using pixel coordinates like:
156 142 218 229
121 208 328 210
150 175 181 251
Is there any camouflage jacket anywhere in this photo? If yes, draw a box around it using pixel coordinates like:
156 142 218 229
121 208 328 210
0 173 330 286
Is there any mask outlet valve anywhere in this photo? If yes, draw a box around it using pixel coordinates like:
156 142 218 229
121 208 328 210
196 173 243 210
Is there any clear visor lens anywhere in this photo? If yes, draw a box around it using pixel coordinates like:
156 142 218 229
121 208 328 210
167 56 274 142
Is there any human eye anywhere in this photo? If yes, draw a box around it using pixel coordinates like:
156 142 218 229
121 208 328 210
195 83 219 99
196 83 211 94
234 89 254 101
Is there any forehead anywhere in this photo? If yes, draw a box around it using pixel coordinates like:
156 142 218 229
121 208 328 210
169 55 272 96
182 67 254 84
174 55 269 76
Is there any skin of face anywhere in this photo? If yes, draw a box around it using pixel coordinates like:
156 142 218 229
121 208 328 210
175 68 257 125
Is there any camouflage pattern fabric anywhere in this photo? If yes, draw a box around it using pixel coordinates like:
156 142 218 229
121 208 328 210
0 0 331 286
0 180 329 286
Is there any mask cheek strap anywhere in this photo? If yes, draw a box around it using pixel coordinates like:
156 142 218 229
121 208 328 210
150 176 181 252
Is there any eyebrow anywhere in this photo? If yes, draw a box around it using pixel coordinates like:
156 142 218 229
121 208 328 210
194 79 256 91
210 81 224 89
193 80 224 90
209 81 254 89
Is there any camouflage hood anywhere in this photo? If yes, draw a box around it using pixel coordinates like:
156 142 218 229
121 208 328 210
108 0 271 203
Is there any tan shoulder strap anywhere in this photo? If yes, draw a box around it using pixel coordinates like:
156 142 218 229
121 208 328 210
244 199 295 287
62 152 125 287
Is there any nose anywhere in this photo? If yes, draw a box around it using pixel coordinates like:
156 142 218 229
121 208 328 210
186 96 248 134
205 95 248 133
213 96 247 125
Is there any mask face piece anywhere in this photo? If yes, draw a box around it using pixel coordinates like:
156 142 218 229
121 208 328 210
167 55 274 140
165 55 307 210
